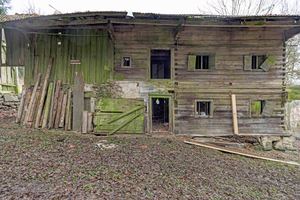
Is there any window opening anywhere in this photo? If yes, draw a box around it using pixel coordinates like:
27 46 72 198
196 55 209 69
151 50 170 79
121 56 132 68
152 98 169 131
252 55 267 69
251 100 266 116
196 101 210 116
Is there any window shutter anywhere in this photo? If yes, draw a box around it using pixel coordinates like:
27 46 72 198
259 56 276 72
243 54 252 71
261 100 276 117
251 101 261 117
187 55 196 71
209 53 216 69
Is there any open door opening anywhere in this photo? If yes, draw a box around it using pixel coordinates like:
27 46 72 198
152 97 169 132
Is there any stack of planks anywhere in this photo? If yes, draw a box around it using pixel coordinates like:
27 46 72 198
16 58 72 130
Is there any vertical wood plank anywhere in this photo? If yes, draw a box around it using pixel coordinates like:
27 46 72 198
28 89 40 123
16 86 27 123
35 57 53 128
51 80 61 128
87 112 93 133
96 29 102 84
23 73 41 125
90 97 95 112
21 87 32 124
90 30 96 84
81 110 88 134
48 74 56 129
59 94 68 128
231 94 239 135
42 82 53 128
54 90 64 129
65 88 72 130
73 71 84 131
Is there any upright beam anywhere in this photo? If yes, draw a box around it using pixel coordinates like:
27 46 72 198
231 94 238 135
73 71 84 131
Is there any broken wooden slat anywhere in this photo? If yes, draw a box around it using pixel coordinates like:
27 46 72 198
35 57 53 128
73 71 84 131
184 140 300 166
231 94 238 135
48 74 56 129
42 82 53 128
65 88 72 131
90 97 95 113
54 90 64 129
81 111 88 134
23 73 41 125
87 112 93 133
16 86 27 123
50 80 62 129
59 94 68 128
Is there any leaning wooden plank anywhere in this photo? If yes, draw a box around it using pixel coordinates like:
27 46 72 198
35 57 53 128
87 112 93 133
16 86 27 123
65 88 71 131
81 111 88 134
59 94 68 128
23 73 41 125
50 80 62 128
48 74 56 129
54 90 64 129
27 90 40 127
20 88 33 124
42 83 53 128
73 72 84 131
67 106 72 131
184 141 300 166
231 94 238 135
108 113 141 135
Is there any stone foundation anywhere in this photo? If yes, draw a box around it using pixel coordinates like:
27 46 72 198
258 136 297 152
0 94 21 110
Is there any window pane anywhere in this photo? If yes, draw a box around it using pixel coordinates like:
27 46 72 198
203 56 209 69
151 50 170 79
252 56 257 69
195 56 201 69
123 57 130 67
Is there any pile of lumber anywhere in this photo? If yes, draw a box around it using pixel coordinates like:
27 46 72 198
16 58 72 130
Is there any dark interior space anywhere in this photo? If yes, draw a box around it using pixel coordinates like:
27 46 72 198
152 98 169 131
151 50 171 79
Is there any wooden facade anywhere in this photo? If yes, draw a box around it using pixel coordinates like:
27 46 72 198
2 12 300 136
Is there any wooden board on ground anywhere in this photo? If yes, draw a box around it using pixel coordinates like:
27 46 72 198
73 71 84 131
35 57 53 128
16 86 27 123
51 80 62 128
184 140 300 166
59 94 68 128
54 90 64 129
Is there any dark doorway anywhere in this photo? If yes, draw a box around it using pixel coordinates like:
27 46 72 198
151 50 171 79
152 97 169 131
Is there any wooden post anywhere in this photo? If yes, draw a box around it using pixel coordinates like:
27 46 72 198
48 74 56 129
35 57 53 128
59 94 68 128
73 72 84 131
231 94 238 135
54 90 64 129
16 86 27 123
42 83 53 128
51 80 62 128
65 88 71 131
87 112 93 133
81 111 88 134
23 73 41 125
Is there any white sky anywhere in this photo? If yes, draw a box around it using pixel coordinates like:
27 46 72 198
8 0 205 15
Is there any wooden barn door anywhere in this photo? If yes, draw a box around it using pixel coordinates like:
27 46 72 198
93 98 144 134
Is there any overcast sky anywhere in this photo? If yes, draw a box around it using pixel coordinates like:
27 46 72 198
8 0 204 15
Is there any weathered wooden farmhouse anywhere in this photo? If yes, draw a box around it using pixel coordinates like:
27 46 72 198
1 12 300 143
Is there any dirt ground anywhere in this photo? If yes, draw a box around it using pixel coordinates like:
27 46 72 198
0 111 300 199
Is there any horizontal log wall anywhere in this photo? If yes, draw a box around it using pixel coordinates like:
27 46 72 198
113 24 286 136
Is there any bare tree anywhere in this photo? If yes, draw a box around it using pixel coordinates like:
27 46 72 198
199 0 278 15
22 0 43 15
